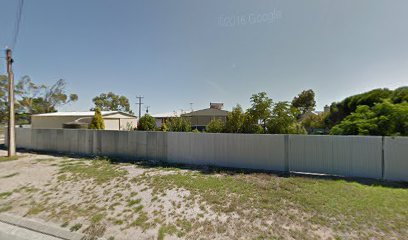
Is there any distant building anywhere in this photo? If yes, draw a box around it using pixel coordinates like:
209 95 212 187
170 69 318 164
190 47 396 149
31 111 137 130
182 103 229 130
151 110 190 128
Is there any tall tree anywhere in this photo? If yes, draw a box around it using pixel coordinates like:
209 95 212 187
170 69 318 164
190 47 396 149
225 104 245 133
248 92 273 130
291 89 316 116
267 101 306 134
17 77 78 114
330 100 408 136
241 113 264 134
91 92 132 113
326 88 392 128
0 76 78 124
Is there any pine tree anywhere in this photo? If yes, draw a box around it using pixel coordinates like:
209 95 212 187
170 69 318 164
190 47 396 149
89 108 105 130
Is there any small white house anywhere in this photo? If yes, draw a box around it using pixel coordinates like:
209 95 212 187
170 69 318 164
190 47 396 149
31 111 137 130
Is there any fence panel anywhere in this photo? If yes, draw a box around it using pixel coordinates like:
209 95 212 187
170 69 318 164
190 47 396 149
167 133 285 171
10 128 408 181
289 135 382 179
384 137 408 182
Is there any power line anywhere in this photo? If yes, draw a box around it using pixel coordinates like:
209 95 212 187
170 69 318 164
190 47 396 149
11 0 24 50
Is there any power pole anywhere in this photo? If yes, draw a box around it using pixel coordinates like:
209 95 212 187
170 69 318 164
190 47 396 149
189 102 194 112
136 96 144 120
6 49 16 157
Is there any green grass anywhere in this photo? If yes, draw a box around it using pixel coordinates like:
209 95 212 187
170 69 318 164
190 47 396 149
130 211 150 229
127 198 141 207
69 223 82 232
58 159 127 183
0 192 12 199
141 170 408 238
158 224 177 240
27 204 46 215
0 156 19 162
90 213 105 223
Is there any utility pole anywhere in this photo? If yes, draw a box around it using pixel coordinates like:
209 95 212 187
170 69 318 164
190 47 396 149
189 103 194 112
6 49 16 157
136 96 144 120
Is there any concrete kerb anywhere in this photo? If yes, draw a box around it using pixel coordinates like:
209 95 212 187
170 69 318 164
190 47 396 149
0 213 84 240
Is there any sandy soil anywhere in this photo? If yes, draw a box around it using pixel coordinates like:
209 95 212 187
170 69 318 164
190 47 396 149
1 150 403 240
0 150 255 240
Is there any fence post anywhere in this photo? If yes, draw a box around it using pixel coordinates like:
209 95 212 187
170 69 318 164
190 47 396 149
381 136 385 180
284 134 289 174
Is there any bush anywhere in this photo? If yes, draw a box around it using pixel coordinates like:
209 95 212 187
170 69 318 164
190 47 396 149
205 119 225 133
241 113 264 134
329 101 408 136
225 105 245 133
137 114 156 131
166 117 191 132
89 108 105 130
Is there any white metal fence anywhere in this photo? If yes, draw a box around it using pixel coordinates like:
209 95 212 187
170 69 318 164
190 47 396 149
7 128 408 182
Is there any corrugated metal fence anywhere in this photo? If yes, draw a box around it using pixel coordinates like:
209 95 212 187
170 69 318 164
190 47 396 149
8 128 408 182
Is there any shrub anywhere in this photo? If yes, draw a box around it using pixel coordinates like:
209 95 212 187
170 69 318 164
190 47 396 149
166 117 191 132
137 114 156 131
205 119 225 133
89 108 105 130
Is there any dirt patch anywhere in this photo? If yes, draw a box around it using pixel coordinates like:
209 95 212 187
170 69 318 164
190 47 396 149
0 150 407 240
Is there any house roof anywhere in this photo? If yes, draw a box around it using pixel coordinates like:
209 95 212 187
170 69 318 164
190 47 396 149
32 111 136 118
182 108 229 117
151 110 191 118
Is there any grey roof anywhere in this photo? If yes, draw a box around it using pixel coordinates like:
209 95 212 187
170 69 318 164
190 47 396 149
182 108 229 117
32 111 136 118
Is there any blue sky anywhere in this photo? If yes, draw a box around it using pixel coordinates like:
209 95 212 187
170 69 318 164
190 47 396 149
1 0 407 114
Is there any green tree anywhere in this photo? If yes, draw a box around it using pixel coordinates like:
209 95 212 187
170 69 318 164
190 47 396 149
391 86 408 103
267 101 306 134
0 76 78 124
91 92 132 113
248 92 273 130
330 101 408 136
326 88 393 128
16 77 78 114
225 104 245 133
241 113 264 134
206 119 225 133
137 114 156 131
166 117 191 132
301 111 329 134
160 122 169 132
89 108 105 130
291 89 316 116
